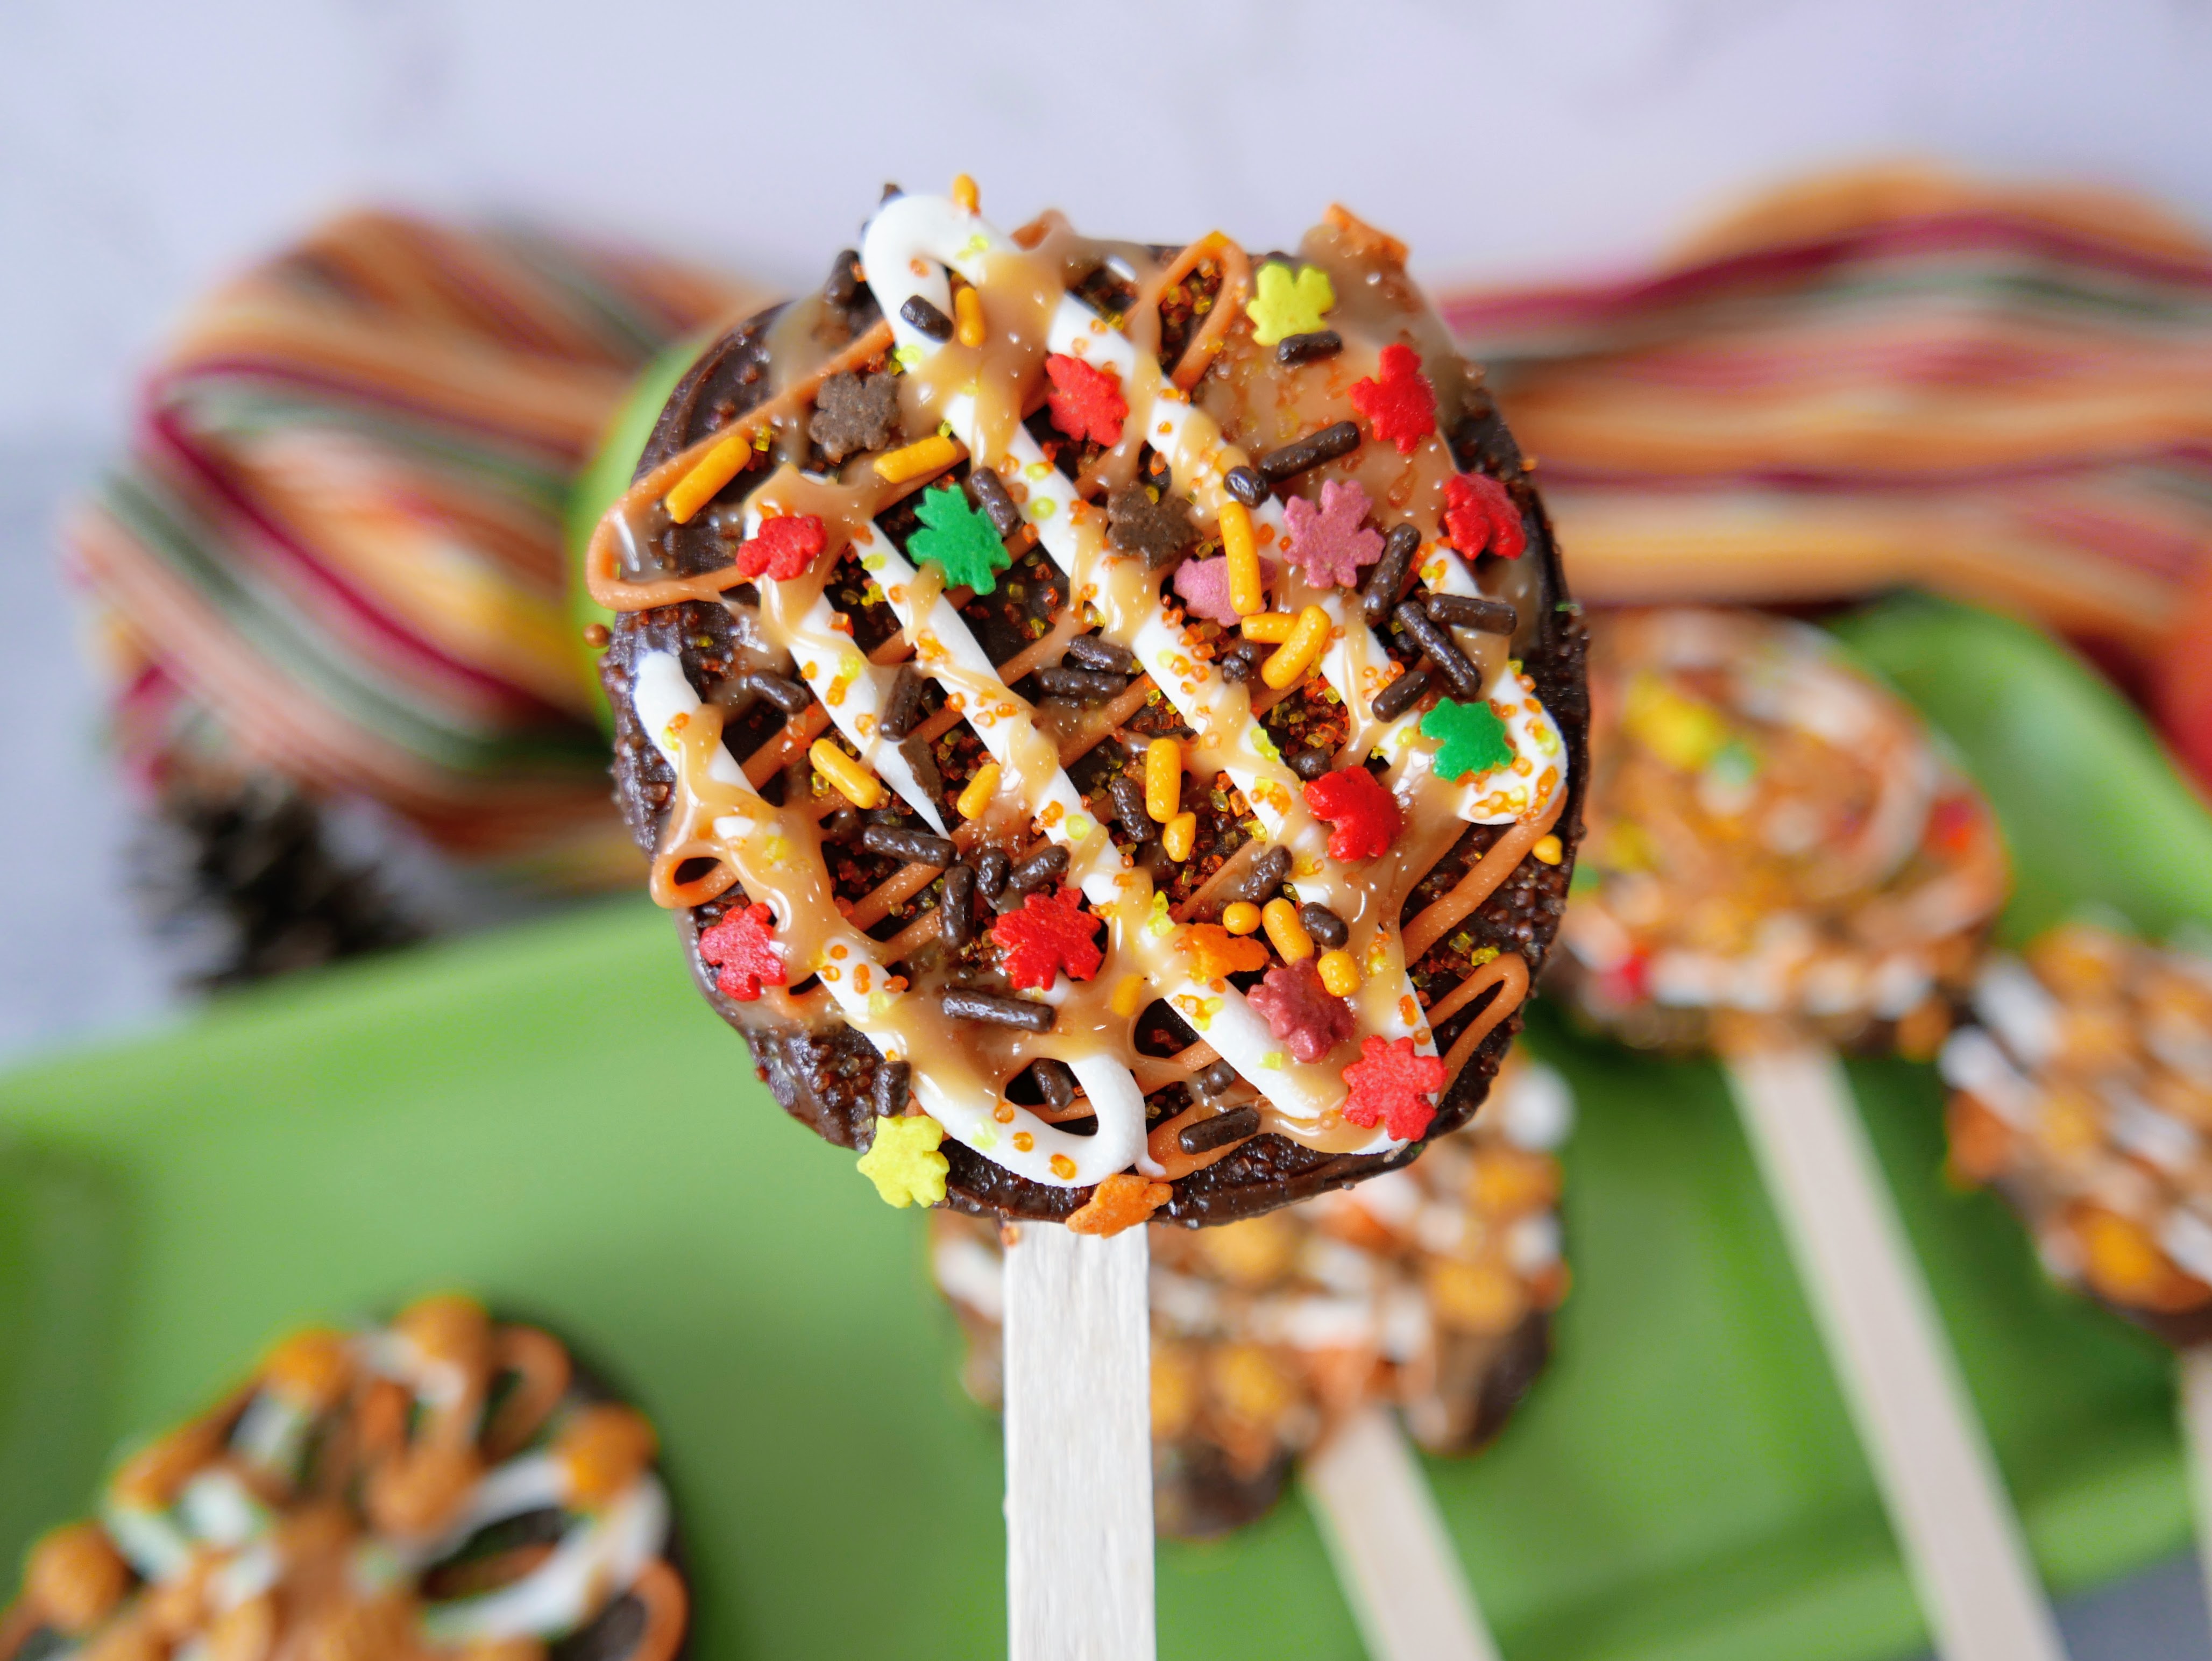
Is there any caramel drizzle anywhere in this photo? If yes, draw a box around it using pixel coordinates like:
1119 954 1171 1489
599 189 1567 1188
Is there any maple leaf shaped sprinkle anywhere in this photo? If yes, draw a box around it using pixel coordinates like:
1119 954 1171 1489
1067 1172 1174 1237
1442 471 1526 560
856 1112 949 1208
733 514 827 582
1341 1034 1447 1141
1246 958 1358 1063
1246 262 1336 347
809 370 900 464
1349 343 1437 455
1420 698 1516 782
991 886 1105 991
1173 551 1278 624
1280 478 1384 589
909 484 1011 595
1044 353 1128 447
1183 922 1270 984
1302 766 1403 861
697 902 788 1002
1106 484 1196 569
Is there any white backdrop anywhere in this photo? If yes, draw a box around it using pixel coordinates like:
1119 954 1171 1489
6 0 2212 444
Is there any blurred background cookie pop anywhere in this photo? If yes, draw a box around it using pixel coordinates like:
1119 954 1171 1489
1944 920 2212 1628
1552 606 2062 1661
935 1045 1573 1660
63 209 760 984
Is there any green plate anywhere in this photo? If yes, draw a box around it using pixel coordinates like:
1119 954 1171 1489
1 590 2204 1661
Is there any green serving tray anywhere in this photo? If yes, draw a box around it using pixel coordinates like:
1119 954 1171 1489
0 595 2203 1660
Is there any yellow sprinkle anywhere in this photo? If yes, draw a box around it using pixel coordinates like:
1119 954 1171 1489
1262 897 1314 962
1110 974 1148 1017
953 173 980 214
1532 833 1563 866
954 286 986 349
1261 605 1332 690
874 434 963 484
957 762 1002 820
1240 612 1295 644
1220 502 1265 616
1222 901 1263 936
856 1113 948 1208
663 430 753 525
1163 811 1198 863
1316 949 1362 996
810 739 883 809
1145 739 1183 823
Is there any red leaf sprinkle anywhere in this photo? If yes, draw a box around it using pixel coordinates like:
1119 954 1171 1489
1302 766 1402 861
698 903 788 1002
991 886 1105 991
732 514 828 581
1442 473 1525 560
1341 1034 1447 1140
1349 343 1436 455
1044 354 1128 448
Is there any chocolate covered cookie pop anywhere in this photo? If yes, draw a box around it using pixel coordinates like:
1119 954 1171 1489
0 1296 686 1661
1555 607 2065 1661
585 180 1585 1229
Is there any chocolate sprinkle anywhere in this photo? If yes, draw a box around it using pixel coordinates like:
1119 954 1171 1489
1179 1105 1261 1154
861 825 957 867
1223 465 1270 508
1275 329 1343 366
1394 599 1485 700
1218 640 1266 684
1299 904 1349 949
942 988 1055 1032
873 1058 912 1118
1064 634 1138 675
1197 1058 1239 1096
1033 1058 1077 1110
740 671 811 716
1371 666 1433 722
1109 776 1151 837
1002 844 1069 899
1242 844 1292 904
877 664 926 740
899 295 954 342
1360 523 1422 627
975 848 1011 898
1257 420 1360 483
1035 665 1128 703
1427 592 1518 635
823 248 864 310
1288 749 1332 782
1106 485 1195 568
967 466 1025 540
938 863 976 948
809 371 901 465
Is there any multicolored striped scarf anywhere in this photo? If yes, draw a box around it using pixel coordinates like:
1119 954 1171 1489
1436 165 2212 791
68 210 763 883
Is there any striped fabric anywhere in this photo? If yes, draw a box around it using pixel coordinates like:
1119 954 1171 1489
1436 165 2212 784
69 210 764 881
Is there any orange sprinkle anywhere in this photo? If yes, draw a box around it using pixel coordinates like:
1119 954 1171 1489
664 429 753 524
1012 1131 1036 1153
953 174 981 214
1066 1172 1173 1237
1050 1153 1078 1180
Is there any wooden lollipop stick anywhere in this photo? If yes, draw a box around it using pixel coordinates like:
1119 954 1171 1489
1003 1222 1155 1661
2176 1347 2212 1632
1304 1403 1502 1661
1724 1043 2067 1661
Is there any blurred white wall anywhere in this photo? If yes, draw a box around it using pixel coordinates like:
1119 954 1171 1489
5 0 2211 445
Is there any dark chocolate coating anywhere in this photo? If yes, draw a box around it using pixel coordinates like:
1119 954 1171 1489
601 271 1587 1227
